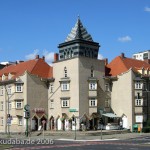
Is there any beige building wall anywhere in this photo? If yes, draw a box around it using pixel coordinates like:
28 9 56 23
48 57 105 128
0 72 49 133
111 69 134 130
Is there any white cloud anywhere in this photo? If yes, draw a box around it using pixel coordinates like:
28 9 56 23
42 50 54 65
144 6 150 12
25 49 39 60
118 36 132 42
98 53 104 60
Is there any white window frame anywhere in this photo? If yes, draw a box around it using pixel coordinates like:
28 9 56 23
135 99 143 106
8 102 11 110
61 82 69 91
16 100 22 109
7 85 12 95
89 82 97 90
61 99 69 108
135 81 142 89
18 116 23 125
89 98 97 107
16 84 23 92
50 99 54 109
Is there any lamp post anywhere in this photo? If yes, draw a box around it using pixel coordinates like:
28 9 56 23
24 104 30 137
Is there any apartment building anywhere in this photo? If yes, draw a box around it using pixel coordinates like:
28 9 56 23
106 53 150 130
132 50 150 62
0 56 52 133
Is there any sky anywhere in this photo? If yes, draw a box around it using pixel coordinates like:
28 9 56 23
0 0 150 65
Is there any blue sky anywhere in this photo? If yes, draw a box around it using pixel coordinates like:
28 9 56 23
0 0 150 64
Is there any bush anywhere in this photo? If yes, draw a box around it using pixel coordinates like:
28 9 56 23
142 127 150 133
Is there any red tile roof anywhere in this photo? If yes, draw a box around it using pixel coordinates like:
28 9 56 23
106 55 150 76
0 58 53 80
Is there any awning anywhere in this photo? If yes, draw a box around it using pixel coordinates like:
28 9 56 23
102 113 119 118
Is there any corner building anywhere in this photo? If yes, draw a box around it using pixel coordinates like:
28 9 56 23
48 18 106 130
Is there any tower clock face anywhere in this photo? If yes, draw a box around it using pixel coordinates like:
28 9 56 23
24 104 30 111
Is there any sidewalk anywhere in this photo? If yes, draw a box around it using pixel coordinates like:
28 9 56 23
1 130 150 141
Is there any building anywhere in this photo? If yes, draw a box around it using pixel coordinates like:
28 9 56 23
132 50 150 62
106 53 150 131
0 55 52 133
48 17 107 131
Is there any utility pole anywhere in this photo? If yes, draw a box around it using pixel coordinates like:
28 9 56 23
24 104 30 137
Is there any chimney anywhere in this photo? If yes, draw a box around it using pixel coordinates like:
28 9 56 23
121 53 125 58
42 56 45 61
54 53 59 62
104 58 108 65
35 55 39 59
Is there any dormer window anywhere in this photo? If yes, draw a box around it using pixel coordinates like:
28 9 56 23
2 75 5 81
8 73 12 80
64 67 67 78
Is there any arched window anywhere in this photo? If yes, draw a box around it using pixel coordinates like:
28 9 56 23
91 66 94 77
64 67 67 78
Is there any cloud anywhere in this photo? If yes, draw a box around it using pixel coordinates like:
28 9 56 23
144 6 150 12
43 50 54 65
98 53 104 60
118 36 132 42
25 49 54 65
25 49 39 60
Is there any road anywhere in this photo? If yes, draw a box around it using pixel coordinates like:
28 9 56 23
1 135 149 150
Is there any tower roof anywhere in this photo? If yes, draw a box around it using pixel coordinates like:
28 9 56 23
65 17 93 42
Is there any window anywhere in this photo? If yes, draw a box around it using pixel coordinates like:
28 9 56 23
0 86 4 96
0 117 4 126
89 82 97 90
8 102 11 110
8 73 12 80
61 99 69 107
89 98 97 107
18 116 23 125
2 75 5 81
16 100 22 109
50 83 54 93
50 100 54 109
105 99 110 107
0 101 4 111
61 82 69 91
135 99 143 106
135 81 142 89
105 84 110 91
64 67 67 78
91 67 94 77
7 85 11 95
16 84 23 92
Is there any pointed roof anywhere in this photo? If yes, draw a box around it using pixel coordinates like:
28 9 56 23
0 57 53 80
65 17 93 42
106 54 150 76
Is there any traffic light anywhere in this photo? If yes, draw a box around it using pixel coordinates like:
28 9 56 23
99 117 103 124
25 111 30 119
